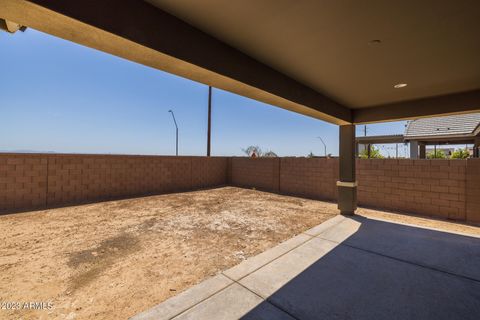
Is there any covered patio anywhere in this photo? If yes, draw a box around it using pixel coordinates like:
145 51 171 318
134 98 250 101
133 214 480 320
1 1 480 320
2 0 480 216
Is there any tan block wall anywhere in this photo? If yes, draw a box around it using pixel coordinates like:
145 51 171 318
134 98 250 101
466 159 480 223
230 158 281 192
1 154 478 223
0 154 227 213
357 159 467 220
229 157 338 201
280 158 338 200
229 157 478 223
0 154 48 211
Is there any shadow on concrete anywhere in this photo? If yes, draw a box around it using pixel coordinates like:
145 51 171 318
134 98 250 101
241 217 480 320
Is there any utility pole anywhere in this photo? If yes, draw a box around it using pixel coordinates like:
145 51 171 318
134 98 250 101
168 110 178 156
207 86 212 156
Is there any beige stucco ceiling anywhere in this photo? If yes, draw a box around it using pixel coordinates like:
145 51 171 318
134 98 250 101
148 0 480 109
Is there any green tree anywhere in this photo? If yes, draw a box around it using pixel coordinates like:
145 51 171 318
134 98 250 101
451 148 470 159
359 146 384 159
427 149 446 159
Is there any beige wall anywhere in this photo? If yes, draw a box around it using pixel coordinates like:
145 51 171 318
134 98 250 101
1 153 479 223
229 157 480 223
0 154 228 213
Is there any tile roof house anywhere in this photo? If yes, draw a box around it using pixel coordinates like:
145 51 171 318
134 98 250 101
357 113 480 158
404 113 480 141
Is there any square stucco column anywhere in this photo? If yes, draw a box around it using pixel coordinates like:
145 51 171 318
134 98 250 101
337 124 357 215
419 143 426 159
409 141 419 159
474 137 480 158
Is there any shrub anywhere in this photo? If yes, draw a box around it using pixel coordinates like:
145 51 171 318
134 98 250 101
359 145 384 159
451 148 469 159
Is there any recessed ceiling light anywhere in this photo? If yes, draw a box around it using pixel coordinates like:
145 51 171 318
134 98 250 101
394 83 407 89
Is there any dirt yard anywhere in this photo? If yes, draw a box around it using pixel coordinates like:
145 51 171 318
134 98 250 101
0 187 337 320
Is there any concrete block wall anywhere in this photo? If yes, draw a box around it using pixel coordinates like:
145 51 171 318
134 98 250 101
279 158 338 200
357 159 468 220
230 158 281 192
229 157 338 201
0 154 48 211
0 154 228 213
229 157 479 223
466 159 480 223
1 153 479 223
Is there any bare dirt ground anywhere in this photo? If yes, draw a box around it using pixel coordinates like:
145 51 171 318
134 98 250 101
0 187 337 320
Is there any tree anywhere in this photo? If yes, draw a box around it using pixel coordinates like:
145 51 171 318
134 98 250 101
359 145 384 159
451 148 470 159
427 149 446 159
242 146 278 157
242 146 262 157
263 151 278 157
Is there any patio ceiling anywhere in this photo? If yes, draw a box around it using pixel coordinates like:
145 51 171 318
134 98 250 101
2 0 480 124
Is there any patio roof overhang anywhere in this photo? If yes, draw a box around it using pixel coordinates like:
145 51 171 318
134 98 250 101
1 0 480 125
356 135 405 145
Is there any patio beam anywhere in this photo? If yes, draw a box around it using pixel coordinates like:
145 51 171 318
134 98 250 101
353 89 480 124
0 0 351 125
337 124 357 215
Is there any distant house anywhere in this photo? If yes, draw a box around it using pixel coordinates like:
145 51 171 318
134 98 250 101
356 113 480 158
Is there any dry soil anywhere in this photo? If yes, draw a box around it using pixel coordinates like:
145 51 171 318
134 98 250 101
0 187 336 319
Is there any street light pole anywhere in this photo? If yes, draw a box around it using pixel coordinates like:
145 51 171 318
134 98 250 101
317 136 327 157
168 110 178 156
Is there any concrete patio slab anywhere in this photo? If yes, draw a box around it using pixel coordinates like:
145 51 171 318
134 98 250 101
332 216 480 282
316 216 362 243
258 243 480 320
172 283 294 320
132 215 480 320
239 237 338 298
223 233 312 281
303 214 346 236
131 274 233 320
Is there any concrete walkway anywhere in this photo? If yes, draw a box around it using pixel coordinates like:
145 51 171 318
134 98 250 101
131 215 480 320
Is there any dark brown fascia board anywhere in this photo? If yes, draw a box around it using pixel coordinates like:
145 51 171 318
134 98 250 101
1 0 351 124
353 89 480 124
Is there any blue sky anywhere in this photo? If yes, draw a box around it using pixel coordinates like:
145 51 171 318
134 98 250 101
0 29 407 157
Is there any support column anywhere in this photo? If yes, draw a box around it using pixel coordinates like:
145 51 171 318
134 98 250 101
419 143 426 159
337 124 357 215
474 137 480 158
410 141 419 159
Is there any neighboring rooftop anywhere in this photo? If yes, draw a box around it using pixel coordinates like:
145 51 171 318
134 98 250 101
404 113 480 139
